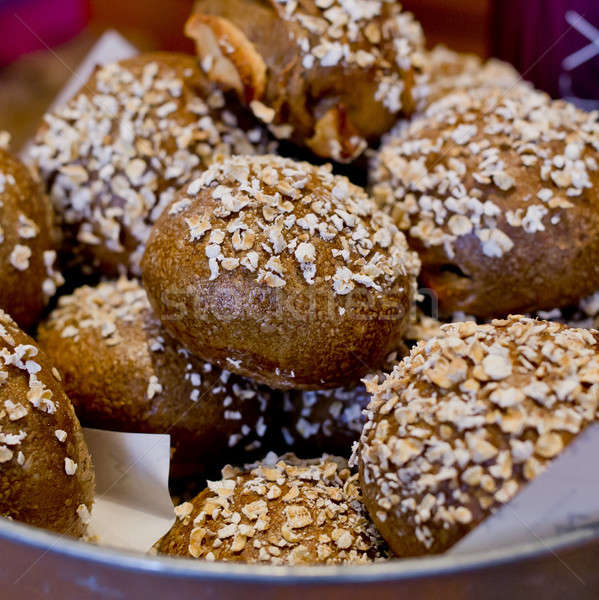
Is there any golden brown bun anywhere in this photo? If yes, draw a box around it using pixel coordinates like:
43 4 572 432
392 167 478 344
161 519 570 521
29 52 273 277
0 310 94 536
37 278 276 479
186 0 425 162
371 87 599 318
157 453 387 564
281 385 370 457
0 140 62 331
421 45 526 106
356 316 599 557
142 154 420 390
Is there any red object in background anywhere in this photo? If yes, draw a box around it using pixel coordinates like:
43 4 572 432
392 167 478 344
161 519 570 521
493 0 599 108
0 0 89 66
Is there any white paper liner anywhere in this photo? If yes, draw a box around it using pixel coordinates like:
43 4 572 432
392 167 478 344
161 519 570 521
35 30 599 559
84 429 175 553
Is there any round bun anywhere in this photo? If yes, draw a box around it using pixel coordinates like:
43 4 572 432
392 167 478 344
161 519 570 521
142 154 420 390
0 310 94 536
0 140 62 331
186 0 425 162
281 384 371 457
157 453 387 564
422 45 525 106
29 52 272 277
37 278 275 479
356 315 599 557
371 87 599 318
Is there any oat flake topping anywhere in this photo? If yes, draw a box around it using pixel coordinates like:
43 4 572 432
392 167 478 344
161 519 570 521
0 309 75 471
174 154 420 294
355 315 599 551
164 454 387 564
265 0 425 115
0 146 64 301
419 45 527 107
371 87 599 260
28 56 270 275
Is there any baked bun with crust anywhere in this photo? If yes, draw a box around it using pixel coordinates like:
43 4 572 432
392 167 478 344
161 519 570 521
356 316 599 557
29 52 272 277
142 154 420 390
0 136 62 331
37 278 275 479
371 87 599 318
186 0 425 162
0 310 94 537
157 453 387 564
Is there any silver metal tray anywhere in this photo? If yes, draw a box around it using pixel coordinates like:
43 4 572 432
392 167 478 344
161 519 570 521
1 517 598 599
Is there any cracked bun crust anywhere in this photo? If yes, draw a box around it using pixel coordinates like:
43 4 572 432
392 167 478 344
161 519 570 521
37 278 275 479
157 453 388 564
0 139 62 331
0 310 94 537
355 316 599 557
28 52 272 277
371 87 599 318
186 0 425 162
141 154 420 390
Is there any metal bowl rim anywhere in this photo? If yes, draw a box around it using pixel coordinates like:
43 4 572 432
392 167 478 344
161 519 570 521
2 516 598 583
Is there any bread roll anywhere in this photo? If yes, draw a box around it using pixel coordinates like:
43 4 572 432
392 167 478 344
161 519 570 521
157 453 387 564
186 0 425 162
142 154 420 389
29 52 272 277
37 278 275 479
0 310 94 536
357 316 599 556
0 137 62 330
371 87 599 318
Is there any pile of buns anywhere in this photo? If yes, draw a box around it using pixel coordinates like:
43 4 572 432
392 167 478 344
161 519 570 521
1 0 598 566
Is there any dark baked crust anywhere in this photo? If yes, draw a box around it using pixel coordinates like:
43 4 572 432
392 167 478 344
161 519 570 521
29 52 272 277
0 144 62 331
356 316 599 557
186 0 425 162
0 310 94 537
142 155 420 390
371 87 599 318
157 454 387 564
37 278 275 479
